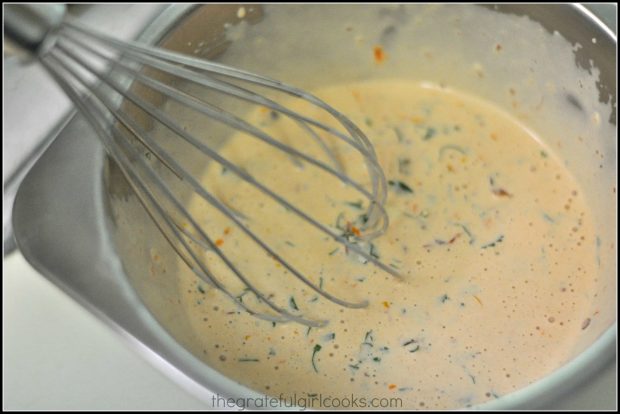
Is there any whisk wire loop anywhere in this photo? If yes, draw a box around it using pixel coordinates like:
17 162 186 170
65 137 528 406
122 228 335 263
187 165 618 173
33 19 401 326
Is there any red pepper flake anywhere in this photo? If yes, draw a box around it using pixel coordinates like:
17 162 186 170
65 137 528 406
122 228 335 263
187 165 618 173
492 188 513 198
447 233 461 244
351 226 362 237
388 384 397 390
373 46 386 63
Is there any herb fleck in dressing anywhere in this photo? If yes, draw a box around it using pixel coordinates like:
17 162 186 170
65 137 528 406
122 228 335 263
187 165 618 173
179 81 598 409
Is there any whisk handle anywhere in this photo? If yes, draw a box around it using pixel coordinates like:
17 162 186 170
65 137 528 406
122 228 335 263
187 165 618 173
4 4 66 54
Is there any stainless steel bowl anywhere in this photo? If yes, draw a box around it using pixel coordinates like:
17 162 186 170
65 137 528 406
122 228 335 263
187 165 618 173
13 4 616 409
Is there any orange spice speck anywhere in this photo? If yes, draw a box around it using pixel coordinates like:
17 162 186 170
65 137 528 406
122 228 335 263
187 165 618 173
411 115 425 125
388 384 397 390
351 226 361 237
224 227 231 235
215 239 224 247
373 46 386 63
383 301 390 309
244 335 251 340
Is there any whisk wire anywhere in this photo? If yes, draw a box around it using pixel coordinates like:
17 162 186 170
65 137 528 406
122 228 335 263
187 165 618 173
52 34 400 277
33 20 402 326
61 22 389 231
43 53 328 327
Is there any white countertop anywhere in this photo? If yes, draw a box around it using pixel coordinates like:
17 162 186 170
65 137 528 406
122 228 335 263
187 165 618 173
3 252 208 410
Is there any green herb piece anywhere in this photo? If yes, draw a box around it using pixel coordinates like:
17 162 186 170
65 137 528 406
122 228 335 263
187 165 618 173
270 110 280 120
403 339 420 353
345 200 364 210
542 213 555 223
423 127 437 140
388 180 414 194
268 348 276 356
440 294 450 303
328 248 339 256
540 150 548 158
289 296 299 311
235 288 251 303
358 213 369 225
393 127 405 142
238 358 260 362
368 243 379 259
311 344 322 373
197 285 206 294
481 235 504 249
349 363 360 370
398 158 411 175
454 223 475 244
365 117 373 127
285 240 296 247
362 330 374 347
306 327 312 336
373 356 381 362
324 332 336 341
319 277 324 290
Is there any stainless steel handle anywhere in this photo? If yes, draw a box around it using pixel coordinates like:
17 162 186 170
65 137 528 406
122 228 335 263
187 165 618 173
4 4 66 54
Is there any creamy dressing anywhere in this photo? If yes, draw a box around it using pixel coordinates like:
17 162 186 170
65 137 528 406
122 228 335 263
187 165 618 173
167 80 599 409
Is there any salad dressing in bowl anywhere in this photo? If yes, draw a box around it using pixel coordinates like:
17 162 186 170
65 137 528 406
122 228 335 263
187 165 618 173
106 5 615 409
162 80 601 409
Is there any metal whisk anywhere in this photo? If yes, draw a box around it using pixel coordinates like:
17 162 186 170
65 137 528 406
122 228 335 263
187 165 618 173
6 5 399 327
